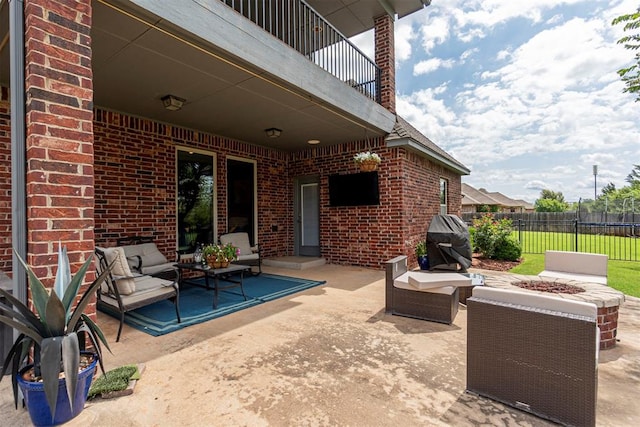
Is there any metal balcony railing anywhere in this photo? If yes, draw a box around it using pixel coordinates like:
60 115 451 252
219 0 381 103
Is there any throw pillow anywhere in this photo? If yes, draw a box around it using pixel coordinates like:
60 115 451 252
104 247 136 295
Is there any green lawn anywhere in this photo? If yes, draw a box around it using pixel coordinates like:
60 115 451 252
510 254 640 298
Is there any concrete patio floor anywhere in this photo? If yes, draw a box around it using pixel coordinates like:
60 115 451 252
1 264 639 426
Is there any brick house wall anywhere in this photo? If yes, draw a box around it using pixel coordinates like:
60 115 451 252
93 108 291 260
290 137 405 268
91 106 462 270
0 87 10 272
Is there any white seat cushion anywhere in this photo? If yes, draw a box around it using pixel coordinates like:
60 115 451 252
539 270 607 285
393 272 457 295
472 286 597 319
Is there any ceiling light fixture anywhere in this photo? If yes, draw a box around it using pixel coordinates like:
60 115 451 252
161 94 186 111
265 128 282 138
307 139 320 145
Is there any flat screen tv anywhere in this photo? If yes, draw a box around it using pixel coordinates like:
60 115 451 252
329 171 380 207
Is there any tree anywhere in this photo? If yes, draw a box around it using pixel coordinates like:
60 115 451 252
534 189 569 212
626 164 640 185
612 9 640 102
602 182 617 195
540 189 566 202
535 198 569 212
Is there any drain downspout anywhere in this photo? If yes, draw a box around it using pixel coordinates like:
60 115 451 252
9 0 27 306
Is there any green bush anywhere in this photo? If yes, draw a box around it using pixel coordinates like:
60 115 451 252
493 236 522 261
472 214 521 260
468 227 477 252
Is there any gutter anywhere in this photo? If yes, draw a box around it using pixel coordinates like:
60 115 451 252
386 137 471 176
9 0 27 305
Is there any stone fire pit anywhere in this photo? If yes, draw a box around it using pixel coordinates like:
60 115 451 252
481 272 626 350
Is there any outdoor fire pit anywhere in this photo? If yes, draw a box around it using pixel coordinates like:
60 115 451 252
482 273 625 350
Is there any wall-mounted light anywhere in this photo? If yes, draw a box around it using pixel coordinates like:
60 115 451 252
161 94 186 111
307 139 320 145
265 128 282 138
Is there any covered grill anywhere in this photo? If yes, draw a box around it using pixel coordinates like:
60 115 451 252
426 215 472 272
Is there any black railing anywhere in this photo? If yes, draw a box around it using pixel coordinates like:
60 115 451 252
219 0 381 103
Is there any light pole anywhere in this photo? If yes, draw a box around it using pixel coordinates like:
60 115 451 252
592 165 598 200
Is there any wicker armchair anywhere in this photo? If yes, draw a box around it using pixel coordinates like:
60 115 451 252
466 287 598 426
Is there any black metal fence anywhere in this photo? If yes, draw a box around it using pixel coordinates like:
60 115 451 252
462 213 640 262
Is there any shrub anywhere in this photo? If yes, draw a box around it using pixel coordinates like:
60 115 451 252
472 214 520 260
468 227 477 252
493 236 522 261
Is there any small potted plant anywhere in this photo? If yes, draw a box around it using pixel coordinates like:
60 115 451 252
202 244 220 268
353 151 381 171
0 244 112 426
219 242 239 267
415 240 429 270
202 243 238 268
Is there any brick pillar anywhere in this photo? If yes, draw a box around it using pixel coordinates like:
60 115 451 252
598 305 620 350
24 0 95 309
374 14 395 113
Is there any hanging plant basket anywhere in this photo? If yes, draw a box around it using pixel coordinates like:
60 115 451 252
359 160 379 172
354 152 381 172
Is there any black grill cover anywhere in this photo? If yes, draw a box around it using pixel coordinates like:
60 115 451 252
426 215 472 272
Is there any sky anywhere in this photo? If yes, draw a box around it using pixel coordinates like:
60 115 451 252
351 0 640 204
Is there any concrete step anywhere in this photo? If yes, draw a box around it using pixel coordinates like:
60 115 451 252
263 256 326 270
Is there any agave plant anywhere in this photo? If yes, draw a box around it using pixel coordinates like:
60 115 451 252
0 244 112 419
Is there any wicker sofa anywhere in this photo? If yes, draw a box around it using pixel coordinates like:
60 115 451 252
466 286 599 426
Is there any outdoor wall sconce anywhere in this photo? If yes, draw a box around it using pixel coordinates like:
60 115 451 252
162 94 186 111
265 128 282 138
307 139 320 145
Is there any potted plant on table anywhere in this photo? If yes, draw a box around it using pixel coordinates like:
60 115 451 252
415 240 429 270
353 151 381 172
202 243 238 268
0 245 112 426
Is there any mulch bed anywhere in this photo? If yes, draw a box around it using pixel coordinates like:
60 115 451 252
471 254 522 272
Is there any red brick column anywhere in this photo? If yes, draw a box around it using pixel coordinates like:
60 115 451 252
598 306 620 350
24 0 95 307
374 14 395 113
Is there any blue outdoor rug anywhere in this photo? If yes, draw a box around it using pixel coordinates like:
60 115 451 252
102 273 325 337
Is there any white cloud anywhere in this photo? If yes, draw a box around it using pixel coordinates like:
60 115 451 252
395 0 640 202
525 180 549 191
395 21 417 63
460 48 479 62
413 58 455 75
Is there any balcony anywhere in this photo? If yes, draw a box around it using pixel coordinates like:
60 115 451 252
219 0 381 103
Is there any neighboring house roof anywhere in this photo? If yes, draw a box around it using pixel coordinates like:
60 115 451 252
480 190 521 207
461 183 502 205
386 116 470 176
462 183 534 210
514 199 536 210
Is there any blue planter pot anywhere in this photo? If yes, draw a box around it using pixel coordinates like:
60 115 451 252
418 255 430 270
17 353 98 426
